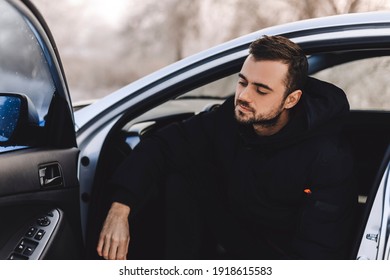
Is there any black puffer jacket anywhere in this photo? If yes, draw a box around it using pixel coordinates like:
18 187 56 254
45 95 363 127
112 77 356 259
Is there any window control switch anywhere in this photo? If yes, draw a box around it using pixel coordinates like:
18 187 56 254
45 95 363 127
8 253 29 260
14 239 38 257
34 229 45 241
14 242 26 254
23 247 34 256
26 227 37 238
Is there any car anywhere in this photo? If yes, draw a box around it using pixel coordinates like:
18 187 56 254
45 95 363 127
0 0 389 260
72 99 97 112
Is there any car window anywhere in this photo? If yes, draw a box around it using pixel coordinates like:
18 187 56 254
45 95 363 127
179 73 238 99
313 56 390 111
0 1 56 152
181 55 390 112
180 55 390 112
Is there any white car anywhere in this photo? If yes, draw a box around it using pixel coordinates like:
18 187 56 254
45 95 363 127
0 0 389 260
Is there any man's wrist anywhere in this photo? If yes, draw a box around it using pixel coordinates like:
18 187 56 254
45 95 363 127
111 202 131 216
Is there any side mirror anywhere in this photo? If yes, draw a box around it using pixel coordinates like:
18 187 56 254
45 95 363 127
0 93 39 146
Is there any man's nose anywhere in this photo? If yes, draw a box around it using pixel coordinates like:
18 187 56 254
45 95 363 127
238 86 252 102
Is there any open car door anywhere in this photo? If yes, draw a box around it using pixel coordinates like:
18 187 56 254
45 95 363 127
0 0 82 259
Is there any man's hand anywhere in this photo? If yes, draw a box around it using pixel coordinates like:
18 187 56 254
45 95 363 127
97 202 131 260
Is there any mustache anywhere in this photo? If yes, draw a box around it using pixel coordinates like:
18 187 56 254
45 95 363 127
236 99 254 112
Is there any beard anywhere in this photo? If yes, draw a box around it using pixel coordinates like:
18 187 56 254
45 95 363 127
234 99 284 128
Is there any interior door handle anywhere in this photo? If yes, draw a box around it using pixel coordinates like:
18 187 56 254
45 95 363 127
44 176 62 185
38 163 63 188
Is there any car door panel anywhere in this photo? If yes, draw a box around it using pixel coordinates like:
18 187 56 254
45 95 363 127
0 148 79 195
0 0 83 260
0 147 82 259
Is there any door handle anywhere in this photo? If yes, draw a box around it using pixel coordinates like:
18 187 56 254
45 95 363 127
38 163 63 188
44 176 62 185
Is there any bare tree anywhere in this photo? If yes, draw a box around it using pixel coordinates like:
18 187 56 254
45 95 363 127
166 0 201 61
328 0 361 13
290 0 388 20
228 0 273 37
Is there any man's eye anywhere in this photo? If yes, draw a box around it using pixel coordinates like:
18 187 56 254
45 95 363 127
256 89 267 95
238 81 247 86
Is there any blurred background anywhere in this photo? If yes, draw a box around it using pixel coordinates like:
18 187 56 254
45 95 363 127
31 0 390 102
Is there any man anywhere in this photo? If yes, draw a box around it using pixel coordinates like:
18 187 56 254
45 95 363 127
97 35 356 260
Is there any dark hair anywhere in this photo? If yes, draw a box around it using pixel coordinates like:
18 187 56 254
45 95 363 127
249 35 308 96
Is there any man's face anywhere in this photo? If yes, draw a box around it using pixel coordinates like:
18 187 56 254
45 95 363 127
234 55 290 128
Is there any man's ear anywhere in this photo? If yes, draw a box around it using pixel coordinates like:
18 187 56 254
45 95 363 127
284 90 302 109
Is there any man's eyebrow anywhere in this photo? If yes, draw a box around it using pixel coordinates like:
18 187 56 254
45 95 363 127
238 73 247 81
238 73 273 92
